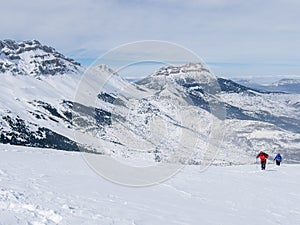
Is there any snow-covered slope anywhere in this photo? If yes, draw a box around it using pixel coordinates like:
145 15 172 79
0 39 82 76
0 40 299 165
133 64 300 164
0 73 82 150
1 144 300 225
0 40 86 151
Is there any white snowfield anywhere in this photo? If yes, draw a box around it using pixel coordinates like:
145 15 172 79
0 144 299 225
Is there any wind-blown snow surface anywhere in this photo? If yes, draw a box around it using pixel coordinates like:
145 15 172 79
1 144 300 225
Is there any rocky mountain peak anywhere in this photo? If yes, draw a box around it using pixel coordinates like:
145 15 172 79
136 63 214 91
153 63 209 77
0 39 82 76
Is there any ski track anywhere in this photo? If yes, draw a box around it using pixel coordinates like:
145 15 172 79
0 144 300 225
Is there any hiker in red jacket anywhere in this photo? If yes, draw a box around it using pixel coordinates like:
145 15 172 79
256 151 269 170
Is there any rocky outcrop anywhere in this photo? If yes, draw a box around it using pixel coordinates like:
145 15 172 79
0 39 82 76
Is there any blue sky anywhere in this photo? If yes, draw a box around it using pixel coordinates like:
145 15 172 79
1 0 300 81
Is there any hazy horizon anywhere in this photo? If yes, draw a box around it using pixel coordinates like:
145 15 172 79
1 0 300 82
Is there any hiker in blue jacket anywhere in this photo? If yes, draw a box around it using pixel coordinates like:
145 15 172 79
274 153 282 166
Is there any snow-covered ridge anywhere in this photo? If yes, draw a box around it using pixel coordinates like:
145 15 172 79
137 63 215 92
0 39 300 165
0 39 83 76
153 63 209 76
151 63 212 83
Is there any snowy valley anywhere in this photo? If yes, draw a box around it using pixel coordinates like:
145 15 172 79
1 40 299 165
0 39 300 224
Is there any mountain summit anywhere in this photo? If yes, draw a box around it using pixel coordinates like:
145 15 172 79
153 63 209 76
0 39 299 165
0 39 82 76
137 63 214 91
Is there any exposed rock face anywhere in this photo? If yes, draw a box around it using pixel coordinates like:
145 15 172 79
0 41 300 165
0 39 82 76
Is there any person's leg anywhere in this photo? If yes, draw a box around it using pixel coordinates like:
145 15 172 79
262 161 266 170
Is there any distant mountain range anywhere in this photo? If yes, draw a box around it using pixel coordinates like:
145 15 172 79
233 78 300 94
1 39 300 165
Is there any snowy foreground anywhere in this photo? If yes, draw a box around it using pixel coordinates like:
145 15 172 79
0 145 300 225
